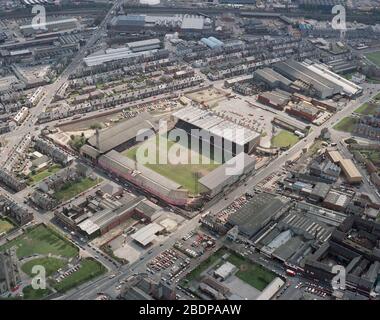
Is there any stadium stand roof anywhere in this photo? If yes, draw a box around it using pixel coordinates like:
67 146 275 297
100 150 182 191
87 112 156 154
199 153 255 190
172 106 260 147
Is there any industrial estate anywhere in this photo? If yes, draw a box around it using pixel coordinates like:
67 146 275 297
1 0 380 304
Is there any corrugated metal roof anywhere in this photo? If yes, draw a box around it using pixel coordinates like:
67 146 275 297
87 112 156 153
199 153 255 190
172 106 260 146
131 223 164 246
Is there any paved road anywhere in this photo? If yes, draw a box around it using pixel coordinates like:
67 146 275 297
59 84 380 300
60 214 201 300
0 0 123 167
204 84 380 215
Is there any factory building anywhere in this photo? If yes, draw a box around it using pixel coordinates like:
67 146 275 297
274 60 362 99
131 223 164 247
274 60 337 99
127 39 161 52
201 37 224 49
83 46 161 67
254 67 293 91
326 149 363 184
227 193 291 239
172 105 261 157
339 159 363 184
304 216 380 296
110 14 210 33
254 201 347 267
56 184 161 238
20 18 78 36
286 101 320 122
309 159 341 183
224 74 253 88
322 189 352 212
306 63 363 97
257 90 291 110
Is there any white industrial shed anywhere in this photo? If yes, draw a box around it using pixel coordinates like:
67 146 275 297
131 223 164 246
256 277 285 300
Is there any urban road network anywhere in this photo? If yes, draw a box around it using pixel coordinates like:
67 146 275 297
1 0 380 303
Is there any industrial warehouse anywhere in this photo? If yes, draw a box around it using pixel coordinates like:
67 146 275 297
304 216 380 296
83 39 162 67
54 182 162 237
109 14 211 33
272 60 363 99
2 0 380 302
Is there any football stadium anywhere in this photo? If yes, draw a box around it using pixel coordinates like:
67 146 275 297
81 107 258 207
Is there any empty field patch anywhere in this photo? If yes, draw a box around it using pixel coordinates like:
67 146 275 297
271 130 299 149
0 224 78 259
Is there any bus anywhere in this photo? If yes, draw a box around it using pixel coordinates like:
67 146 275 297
286 269 296 277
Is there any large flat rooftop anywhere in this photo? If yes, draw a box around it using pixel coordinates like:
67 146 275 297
172 105 260 146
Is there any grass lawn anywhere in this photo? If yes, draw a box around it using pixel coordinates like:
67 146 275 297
0 218 15 235
0 224 78 259
333 117 357 133
182 248 225 286
307 141 324 156
355 103 379 115
21 257 67 277
366 51 380 67
360 150 380 165
271 130 299 149
123 135 220 194
52 258 106 293
226 252 277 291
182 248 276 291
22 285 51 300
53 177 102 202
28 164 62 184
